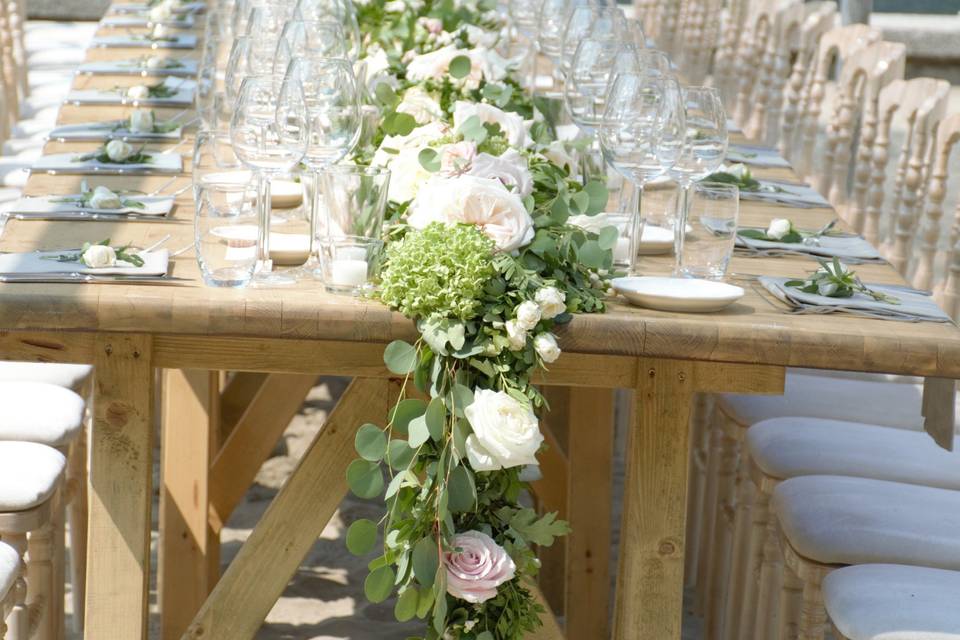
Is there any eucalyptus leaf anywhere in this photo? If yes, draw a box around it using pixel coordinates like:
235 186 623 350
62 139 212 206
583 180 609 214
395 586 419 622
418 147 440 172
408 414 430 448
389 398 426 436
387 438 415 469
346 518 378 556
598 225 619 251
448 54 472 79
355 423 387 462
447 465 476 512
364 565 396 603
384 340 417 375
424 397 446 442
346 459 384 499
412 536 439 589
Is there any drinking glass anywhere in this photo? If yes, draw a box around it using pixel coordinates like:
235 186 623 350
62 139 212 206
660 86 727 267
677 182 739 279
230 73 309 284
279 56 361 277
599 70 683 274
194 171 259 288
318 164 390 239
294 0 361 59
246 6 291 74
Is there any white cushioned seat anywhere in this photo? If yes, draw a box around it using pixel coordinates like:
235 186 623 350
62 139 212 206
823 564 960 640
0 540 18 603
0 362 91 390
747 418 960 490
721 371 959 431
0 441 66 511
773 475 960 569
0 382 85 447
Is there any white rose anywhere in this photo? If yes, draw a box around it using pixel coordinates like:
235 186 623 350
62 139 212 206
543 140 577 173
126 84 150 100
148 2 172 21
515 300 541 330
363 47 391 90
439 141 477 175
470 47 508 83
453 101 527 148
462 24 499 49
406 45 464 82
406 175 534 252
105 139 135 162
372 122 449 202
535 286 566 319
88 185 122 209
726 163 749 180
128 109 155 133
464 389 544 471
81 244 117 268
766 218 792 240
144 55 164 69
466 149 533 198
151 24 169 39
533 333 561 363
383 0 404 10
567 212 610 235
505 319 526 351
817 282 838 297
397 87 443 124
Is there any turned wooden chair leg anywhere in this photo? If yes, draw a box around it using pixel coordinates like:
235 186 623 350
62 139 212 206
736 479 770 640
66 434 87 632
685 393 712 589
720 457 754 640
4 534 28 640
778 561 803 640
26 521 54 640
705 423 740 638
752 514 784 639
694 416 724 615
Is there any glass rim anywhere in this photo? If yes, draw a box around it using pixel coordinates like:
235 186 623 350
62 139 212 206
321 163 390 178
695 180 740 194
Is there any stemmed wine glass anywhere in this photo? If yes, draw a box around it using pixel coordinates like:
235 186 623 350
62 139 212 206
230 73 309 285
559 6 623 79
659 86 728 269
278 56 361 277
294 0 361 60
274 19 349 75
599 70 684 274
224 35 252 102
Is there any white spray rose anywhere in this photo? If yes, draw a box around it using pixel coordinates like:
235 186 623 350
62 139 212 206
383 0 405 10
144 55 165 69
533 333 561 363
535 286 566 319
88 186 122 209
505 319 527 351
128 109 155 133
543 140 577 173
81 244 117 268
406 45 495 89
462 23 499 49
126 84 150 100
453 101 527 148
362 46 391 90
766 218 792 240
396 87 443 124
105 139 135 162
515 300 541 330
466 150 533 198
151 24 170 39
406 175 534 252
148 2 173 22
464 389 544 471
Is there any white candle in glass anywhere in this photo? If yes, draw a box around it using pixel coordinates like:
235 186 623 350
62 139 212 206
614 236 631 263
330 258 368 286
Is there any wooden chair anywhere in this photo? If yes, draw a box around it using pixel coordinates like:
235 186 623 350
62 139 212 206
795 24 880 178
675 0 723 85
712 0 750 106
816 41 906 212
0 540 24 640
0 0 18 141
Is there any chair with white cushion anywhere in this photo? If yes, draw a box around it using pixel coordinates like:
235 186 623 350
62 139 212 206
0 441 66 640
823 564 960 640
0 539 26 639
770 475 960 640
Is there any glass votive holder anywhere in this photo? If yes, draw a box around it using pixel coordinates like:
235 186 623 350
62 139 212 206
318 236 382 295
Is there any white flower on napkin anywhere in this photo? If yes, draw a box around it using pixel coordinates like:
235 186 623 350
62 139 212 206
105 140 135 162
126 84 150 100
88 186 122 209
766 218 792 240
151 24 170 39
533 332 561 363
144 55 165 69
149 2 173 22
81 244 117 268
128 109 155 133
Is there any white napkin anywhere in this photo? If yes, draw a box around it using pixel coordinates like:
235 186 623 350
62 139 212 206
727 144 791 168
11 194 175 216
93 34 198 49
100 14 195 27
740 181 831 208
0 249 170 276
32 151 183 175
735 230 882 261
66 77 196 107
78 58 198 76
48 121 182 142
111 1 205 13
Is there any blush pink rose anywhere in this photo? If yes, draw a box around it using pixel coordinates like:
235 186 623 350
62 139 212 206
444 530 516 603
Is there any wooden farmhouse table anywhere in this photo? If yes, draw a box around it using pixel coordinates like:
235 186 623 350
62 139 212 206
2 11 959 640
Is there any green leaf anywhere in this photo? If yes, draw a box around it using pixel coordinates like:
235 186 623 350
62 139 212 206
392 112 417 136
570 190 590 214
507 508 571 547
412 536 439 589
346 518 378 556
578 239 607 269
364 565 396 603
432 572 448 633
452 418 472 459
476 633 494 640
425 397 446 442
416 585 435 619
346 459 384 499
451 383 473 417
737 229 767 240
448 54 472 79
375 82 398 106
418 147 440 172
458 115 487 143
395 586 419 622
583 180 609 214
384 340 418 374
387 438 415 469
408 414 430 448
355 423 387 462
598 225 619 251
389 398 427 435
447 465 476 512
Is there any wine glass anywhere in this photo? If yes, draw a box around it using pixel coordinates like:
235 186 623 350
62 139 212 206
279 56 361 277
559 6 623 78
274 19 348 75
245 5 292 74
230 73 309 284
659 86 727 269
564 35 621 133
224 35 252 102
599 70 684 274
294 0 361 59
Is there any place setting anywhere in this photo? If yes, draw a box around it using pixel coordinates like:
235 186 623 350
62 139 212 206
31 139 184 175
65 76 197 107
100 13 197 29
92 25 198 49
8 179 178 221
109 0 206 14
705 163 831 208
78 54 199 77
47 108 187 142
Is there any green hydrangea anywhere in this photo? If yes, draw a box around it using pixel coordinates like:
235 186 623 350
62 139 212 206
379 222 495 320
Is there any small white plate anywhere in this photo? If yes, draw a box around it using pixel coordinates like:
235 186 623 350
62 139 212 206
612 276 744 313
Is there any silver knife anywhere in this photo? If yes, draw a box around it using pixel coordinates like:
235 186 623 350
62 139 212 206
0 273 191 285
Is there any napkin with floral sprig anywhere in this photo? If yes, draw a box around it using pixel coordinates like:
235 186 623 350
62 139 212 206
92 32 197 49
706 164 831 208
48 109 182 142
32 140 183 174
733 217 883 262
12 181 174 217
726 143 791 168
0 240 170 276
66 77 196 106
78 56 197 77
760 258 952 322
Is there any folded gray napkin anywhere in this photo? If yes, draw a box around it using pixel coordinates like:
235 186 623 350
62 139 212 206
736 231 883 262
727 144 791 168
760 276 953 323
740 182 831 208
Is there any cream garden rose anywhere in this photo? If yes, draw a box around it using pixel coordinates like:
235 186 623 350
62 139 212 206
105 139 135 162
128 109 155 133
453 101 527 148
396 87 443 124
406 175 534 252
439 141 477 175
504 319 526 351
535 286 566 319
466 149 532 198
514 300 541 330
81 244 117 268
464 389 544 471
533 333 561 363
372 122 449 202
444 531 516 604
88 186 122 209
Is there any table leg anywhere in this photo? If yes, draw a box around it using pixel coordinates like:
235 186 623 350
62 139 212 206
160 369 221 640
85 334 154 639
